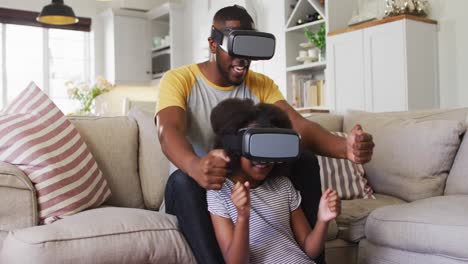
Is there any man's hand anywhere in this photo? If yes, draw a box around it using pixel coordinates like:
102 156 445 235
231 181 251 220
317 189 341 223
346 124 375 164
189 149 230 190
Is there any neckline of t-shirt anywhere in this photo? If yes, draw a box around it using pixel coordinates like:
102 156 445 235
192 64 237 91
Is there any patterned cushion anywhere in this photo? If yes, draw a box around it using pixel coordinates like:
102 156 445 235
0 82 111 224
317 132 375 199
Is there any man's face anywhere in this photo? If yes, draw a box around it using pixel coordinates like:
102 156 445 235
212 20 252 86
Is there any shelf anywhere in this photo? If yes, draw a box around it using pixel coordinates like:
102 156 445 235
296 106 330 114
152 45 170 52
286 19 325 32
287 61 326 72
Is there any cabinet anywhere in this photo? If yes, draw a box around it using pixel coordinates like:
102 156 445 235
101 9 151 86
146 2 185 83
327 15 439 113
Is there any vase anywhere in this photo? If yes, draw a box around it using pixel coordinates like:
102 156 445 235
319 47 326 62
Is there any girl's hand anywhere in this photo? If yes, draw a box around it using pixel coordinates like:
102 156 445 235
231 181 251 219
318 189 341 223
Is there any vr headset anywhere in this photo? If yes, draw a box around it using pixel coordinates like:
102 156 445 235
211 26 276 60
222 127 301 163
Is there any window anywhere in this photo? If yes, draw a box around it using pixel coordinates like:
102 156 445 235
0 8 91 114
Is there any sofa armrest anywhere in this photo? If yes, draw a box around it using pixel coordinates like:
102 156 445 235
0 162 38 230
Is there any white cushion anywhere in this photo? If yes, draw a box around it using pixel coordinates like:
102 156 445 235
365 195 468 260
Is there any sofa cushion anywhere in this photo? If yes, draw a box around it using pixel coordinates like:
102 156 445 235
70 116 144 209
304 113 343 132
337 194 405 242
128 108 170 210
0 83 111 224
360 239 468 264
445 135 468 195
317 132 374 200
365 195 468 260
344 111 465 201
0 207 196 264
344 108 468 132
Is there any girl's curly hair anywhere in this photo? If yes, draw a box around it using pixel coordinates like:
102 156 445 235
210 98 293 175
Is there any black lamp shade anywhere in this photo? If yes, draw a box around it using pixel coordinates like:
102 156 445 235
37 0 79 25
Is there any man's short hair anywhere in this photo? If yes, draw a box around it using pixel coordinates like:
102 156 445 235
213 5 254 29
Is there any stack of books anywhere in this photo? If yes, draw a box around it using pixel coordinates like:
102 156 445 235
291 74 325 109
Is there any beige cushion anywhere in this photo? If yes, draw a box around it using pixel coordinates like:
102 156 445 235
344 111 465 201
128 108 170 210
325 239 358 264
365 195 468 260
304 113 343 132
445 134 468 195
0 231 7 250
337 194 405 242
327 219 338 241
0 207 196 264
359 239 468 264
70 117 144 209
344 108 468 132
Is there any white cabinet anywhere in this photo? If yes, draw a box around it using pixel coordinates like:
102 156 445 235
101 9 151 86
327 15 439 113
147 2 185 82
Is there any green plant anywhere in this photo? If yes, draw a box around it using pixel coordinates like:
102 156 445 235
66 76 114 115
304 24 326 50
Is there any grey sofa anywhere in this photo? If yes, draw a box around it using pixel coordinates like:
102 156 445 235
1 107 467 264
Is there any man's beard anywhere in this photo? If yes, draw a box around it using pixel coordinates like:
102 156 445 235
215 52 245 86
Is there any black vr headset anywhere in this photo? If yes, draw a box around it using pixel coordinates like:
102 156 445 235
211 26 276 60
222 127 301 163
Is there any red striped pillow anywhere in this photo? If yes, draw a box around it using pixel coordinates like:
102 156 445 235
317 132 375 199
0 82 111 224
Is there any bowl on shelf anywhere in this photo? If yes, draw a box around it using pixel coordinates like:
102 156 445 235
296 55 318 64
299 42 314 48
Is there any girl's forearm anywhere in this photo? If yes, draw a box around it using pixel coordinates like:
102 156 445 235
304 220 329 259
225 216 250 264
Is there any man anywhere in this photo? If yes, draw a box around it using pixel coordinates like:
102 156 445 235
156 5 374 264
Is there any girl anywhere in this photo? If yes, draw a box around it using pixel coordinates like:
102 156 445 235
207 98 341 264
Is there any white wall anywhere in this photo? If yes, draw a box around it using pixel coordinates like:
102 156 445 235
427 0 468 108
181 0 287 95
0 0 111 78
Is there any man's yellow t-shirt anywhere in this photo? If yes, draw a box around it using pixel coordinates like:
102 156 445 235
156 63 284 162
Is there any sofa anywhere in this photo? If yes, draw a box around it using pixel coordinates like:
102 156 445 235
1 107 468 264
0 109 196 263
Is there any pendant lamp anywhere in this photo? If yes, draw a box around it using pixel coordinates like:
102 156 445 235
37 0 79 25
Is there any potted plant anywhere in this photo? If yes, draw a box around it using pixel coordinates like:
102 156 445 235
304 24 326 61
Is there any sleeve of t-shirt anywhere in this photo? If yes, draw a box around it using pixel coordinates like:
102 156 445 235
155 68 193 114
207 190 230 218
247 71 285 104
286 177 302 212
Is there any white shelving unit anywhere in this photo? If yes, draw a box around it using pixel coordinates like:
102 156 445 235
283 0 359 112
284 0 328 110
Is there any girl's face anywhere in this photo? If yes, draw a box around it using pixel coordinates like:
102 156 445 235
239 157 273 186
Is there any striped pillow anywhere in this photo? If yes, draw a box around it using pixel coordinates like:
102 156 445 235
0 82 111 224
317 132 375 199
